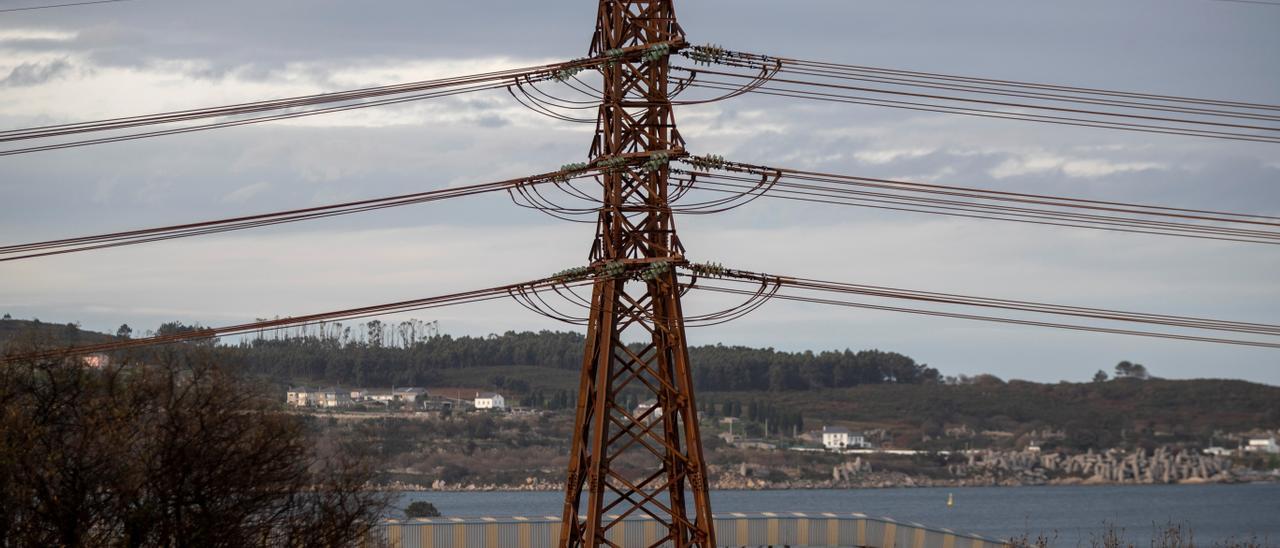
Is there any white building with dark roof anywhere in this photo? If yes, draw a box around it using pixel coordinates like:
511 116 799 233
475 392 506 410
822 426 868 450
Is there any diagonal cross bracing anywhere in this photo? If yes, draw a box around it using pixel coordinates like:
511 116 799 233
558 2 715 547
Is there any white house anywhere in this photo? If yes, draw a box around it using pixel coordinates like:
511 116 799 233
1245 437 1279 454
361 389 397 404
822 426 868 450
348 387 427 406
634 399 664 422
288 387 352 408
314 387 353 408
286 387 314 407
475 392 506 410
393 387 427 402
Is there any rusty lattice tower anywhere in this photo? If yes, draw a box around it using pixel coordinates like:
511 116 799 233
558 1 715 547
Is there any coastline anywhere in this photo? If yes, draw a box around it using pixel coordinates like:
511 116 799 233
378 475 1277 493
385 482 1280 546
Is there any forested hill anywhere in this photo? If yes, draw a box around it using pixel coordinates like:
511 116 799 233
0 319 938 391
0 318 115 347
222 330 942 391
5 317 1278 449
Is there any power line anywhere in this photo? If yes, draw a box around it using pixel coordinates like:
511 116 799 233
681 66 1280 133
670 165 1280 244
695 284 1280 349
0 42 679 155
0 81 512 156
0 275 592 364
696 48 1280 112
691 179 1280 245
748 64 1280 122
772 273 1280 336
688 267 1280 349
670 159 1280 245
0 165 604 261
1212 0 1280 6
754 162 1280 222
1 65 544 142
0 0 131 13
16 262 1273 364
674 47 1280 143
680 78 1280 144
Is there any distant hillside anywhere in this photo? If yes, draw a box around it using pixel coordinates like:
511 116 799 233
3 319 1276 451
199 329 939 391
0 320 937 391
698 378 1280 450
0 318 116 350
414 368 1274 450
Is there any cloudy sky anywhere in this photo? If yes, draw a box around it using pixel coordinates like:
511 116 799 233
1 0 1277 384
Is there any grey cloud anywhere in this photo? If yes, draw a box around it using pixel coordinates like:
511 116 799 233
3 0 1271 100
473 114 509 128
2 0 1278 384
677 93 1280 219
0 37 74 51
1 58 71 86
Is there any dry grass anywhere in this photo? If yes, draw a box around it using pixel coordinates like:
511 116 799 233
1009 522 1269 548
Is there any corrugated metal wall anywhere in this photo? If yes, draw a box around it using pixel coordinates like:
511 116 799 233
370 512 1008 548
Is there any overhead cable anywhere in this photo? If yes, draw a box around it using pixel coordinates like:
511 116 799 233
0 164 604 261
0 42 682 155
0 276 591 363
670 157 1280 244
673 47 1280 143
685 267 1280 349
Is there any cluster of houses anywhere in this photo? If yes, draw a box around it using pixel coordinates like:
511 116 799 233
286 386 506 412
712 416 875 452
1246 436 1280 454
1204 435 1280 456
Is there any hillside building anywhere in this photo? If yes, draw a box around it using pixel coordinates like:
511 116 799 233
350 387 426 405
287 387 352 408
287 387 314 407
475 392 506 410
634 399 664 423
822 426 869 450
1246 437 1279 454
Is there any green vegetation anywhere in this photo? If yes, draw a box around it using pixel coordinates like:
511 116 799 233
702 377 1280 450
220 325 940 391
0 338 387 546
436 365 579 393
4 318 1277 454
1011 521 1267 548
404 502 441 518
0 318 114 346
0 319 939 392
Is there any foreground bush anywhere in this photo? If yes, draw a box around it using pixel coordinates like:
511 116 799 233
404 501 441 518
0 343 387 547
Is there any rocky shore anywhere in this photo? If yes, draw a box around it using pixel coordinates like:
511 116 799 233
954 447 1234 485
380 448 1277 492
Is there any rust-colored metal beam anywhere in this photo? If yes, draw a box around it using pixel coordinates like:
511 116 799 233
559 2 715 547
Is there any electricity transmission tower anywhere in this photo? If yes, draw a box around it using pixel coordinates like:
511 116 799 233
559 1 715 547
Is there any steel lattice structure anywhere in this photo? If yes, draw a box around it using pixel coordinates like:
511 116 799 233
558 1 715 547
